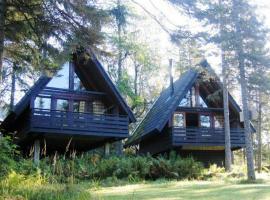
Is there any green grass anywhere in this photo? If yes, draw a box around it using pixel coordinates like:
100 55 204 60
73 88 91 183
91 180 270 200
1 174 270 200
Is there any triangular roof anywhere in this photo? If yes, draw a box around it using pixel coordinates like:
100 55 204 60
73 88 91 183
73 50 136 122
126 60 254 146
1 51 135 131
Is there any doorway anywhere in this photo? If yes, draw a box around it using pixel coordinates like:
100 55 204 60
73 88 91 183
186 113 199 128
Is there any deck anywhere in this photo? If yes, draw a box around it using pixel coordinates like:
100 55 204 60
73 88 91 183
172 127 245 147
28 109 129 138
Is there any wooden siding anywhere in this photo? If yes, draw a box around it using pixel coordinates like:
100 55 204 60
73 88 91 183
30 109 129 137
139 127 172 155
172 127 245 147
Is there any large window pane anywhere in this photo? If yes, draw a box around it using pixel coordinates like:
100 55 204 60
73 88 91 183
200 115 211 128
199 96 208 108
74 73 85 91
47 63 69 89
56 99 69 111
34 97 51 110
179 90 191 107
173 113 185 127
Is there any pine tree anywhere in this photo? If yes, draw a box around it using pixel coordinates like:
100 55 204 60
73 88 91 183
170 0 233 171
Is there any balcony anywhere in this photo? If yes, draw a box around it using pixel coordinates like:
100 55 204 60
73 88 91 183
29 109 129 138
172 127 245 147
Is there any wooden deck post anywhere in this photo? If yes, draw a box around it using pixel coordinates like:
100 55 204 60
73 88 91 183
105 142 110 157
116 140 123 156
231 150 234 164
34 139 40 165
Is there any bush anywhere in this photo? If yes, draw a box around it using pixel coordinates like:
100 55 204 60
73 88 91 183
0 137 204 183
0 136 19 177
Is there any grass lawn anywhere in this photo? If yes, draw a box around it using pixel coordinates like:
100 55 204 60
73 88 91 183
91 177 270 200
1 174 270 200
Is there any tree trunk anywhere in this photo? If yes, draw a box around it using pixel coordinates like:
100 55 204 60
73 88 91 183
233 0 256 181
222 54 232 172
10 64 16 110
134 61 138 96
0 0 7 82
117 0 123 83
238 56 256 180
257 92 262 173
219 0 232 172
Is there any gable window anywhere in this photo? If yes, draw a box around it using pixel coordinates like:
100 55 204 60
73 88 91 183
34 97 51 110
199 96 208 108
173 113 185 127
74 73 85 91
47 63 69 89
56 99 69 111
214 115 224 128
179 90 191 107
200 114 211 128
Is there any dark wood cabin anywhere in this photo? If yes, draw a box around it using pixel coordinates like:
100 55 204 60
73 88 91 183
0 50 136 156
125 60 255 166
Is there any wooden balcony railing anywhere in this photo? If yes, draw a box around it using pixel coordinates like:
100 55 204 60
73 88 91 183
172 127 245 147
30 109 129 137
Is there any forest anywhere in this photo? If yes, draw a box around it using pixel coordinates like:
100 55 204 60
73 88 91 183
0 0 270 199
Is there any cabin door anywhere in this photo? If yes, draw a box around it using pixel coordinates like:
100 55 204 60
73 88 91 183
185 113 199 128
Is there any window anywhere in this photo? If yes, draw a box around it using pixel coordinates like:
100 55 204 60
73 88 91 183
179 90 191 107
200 115 211 128
73 101 86 113
47 63 69 89
74 73 85 91
34 97 51 110
214 115 224 128
199 96 208 108
56 99 69 111
93 101 105 114
173 113 185 127
191 87 196 107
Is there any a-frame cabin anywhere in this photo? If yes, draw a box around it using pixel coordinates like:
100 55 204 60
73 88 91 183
125 60 254 166
0 50 136 154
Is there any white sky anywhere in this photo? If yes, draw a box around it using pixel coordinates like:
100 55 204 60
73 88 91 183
130 0 270 74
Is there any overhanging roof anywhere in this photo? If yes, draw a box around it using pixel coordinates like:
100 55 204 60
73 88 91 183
126 60 255 146
1 51 136 132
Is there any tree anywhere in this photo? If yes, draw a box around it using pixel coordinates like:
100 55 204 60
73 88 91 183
230 0 270 180
0 0 109 82
169 0 233 171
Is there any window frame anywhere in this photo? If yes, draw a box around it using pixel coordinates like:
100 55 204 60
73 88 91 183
199 113 212 128
173 112 186 128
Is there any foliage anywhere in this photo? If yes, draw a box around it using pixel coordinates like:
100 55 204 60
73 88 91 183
0 138 203 183
0 136 19 177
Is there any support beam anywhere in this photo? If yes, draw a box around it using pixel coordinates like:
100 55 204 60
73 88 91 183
105 142 110 157
34 140 40 165
116 140 123 156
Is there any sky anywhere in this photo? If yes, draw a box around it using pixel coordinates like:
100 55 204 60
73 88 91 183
131 0 270 74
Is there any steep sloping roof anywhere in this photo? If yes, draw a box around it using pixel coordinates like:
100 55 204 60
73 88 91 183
1 51 135 131
126 60 255 146
73 50 136 122
1 76 51 130
126 69 198 145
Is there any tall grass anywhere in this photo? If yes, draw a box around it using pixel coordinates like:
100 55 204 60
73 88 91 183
0 137 204 199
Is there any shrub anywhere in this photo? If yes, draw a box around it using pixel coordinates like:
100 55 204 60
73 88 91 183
0 137 204 184
0 136 19 177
